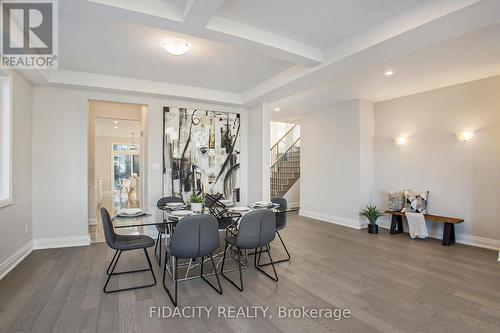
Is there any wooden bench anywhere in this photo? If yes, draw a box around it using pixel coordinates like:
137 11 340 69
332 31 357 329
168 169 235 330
386 211 464 246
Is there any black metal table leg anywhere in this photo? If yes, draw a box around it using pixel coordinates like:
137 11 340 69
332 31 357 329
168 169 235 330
390 214 404 234
442 223 455 246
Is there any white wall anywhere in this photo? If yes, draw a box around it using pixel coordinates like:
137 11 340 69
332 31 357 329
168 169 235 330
300 100 374 228
283 180 300 208
32 86 246 248
0 72 33 278
375 76 500 248
270 121 295 147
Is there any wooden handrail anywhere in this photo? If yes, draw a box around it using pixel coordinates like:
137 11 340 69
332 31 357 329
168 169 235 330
270 123 299 151
270 137 300 169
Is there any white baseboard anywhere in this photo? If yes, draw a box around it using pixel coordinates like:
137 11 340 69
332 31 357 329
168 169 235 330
0 241 33 280
454 233 500 251
288 201 300 209
33 235 91 250
379 223 500 251
299 210 361 229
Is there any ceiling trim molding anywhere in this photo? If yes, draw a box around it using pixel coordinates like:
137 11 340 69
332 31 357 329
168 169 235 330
183 0 225 27
45 70 243 105
205 16 324 65
86 0 184 22
325 0 481 62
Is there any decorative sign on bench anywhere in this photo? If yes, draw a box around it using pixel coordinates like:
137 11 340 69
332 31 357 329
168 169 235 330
385 211 464 246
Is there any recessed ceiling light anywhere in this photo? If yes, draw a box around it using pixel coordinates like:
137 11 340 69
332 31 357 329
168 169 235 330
274 108 281 112
113 120 118 124
114 126 118 129
385 70 394 76
162 39 190 56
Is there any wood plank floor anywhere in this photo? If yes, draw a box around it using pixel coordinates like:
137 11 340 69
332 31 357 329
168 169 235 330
1 213 500 333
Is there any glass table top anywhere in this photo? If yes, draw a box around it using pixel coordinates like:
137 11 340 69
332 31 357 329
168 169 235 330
112 204 298 229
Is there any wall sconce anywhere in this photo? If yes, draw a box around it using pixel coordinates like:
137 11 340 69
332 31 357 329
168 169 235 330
394 136 408 146
456 131 474 142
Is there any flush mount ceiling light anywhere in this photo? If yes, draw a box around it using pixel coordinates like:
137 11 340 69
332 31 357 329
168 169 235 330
161 39 190 56
394 136 408 146
385 70 394 76
274 107 281 112
456 131 474 142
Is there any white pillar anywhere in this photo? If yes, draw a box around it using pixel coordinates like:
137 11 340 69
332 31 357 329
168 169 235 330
246 103 271 203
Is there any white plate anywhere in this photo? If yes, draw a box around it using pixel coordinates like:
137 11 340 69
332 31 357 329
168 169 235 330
119 208 143 215
220 199 233 205
253 201 272 206
166 202 184 208
230 206 250 212
170 210 194 217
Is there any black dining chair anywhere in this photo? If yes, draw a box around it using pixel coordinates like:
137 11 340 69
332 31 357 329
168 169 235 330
100 207 156 293
162 214 223 306
155 196 184 265
220 209 278 291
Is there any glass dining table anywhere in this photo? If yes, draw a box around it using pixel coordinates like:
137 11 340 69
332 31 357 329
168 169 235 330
112 204 298 282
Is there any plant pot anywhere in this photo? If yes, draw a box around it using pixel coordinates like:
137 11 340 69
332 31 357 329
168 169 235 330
191 203 203 213
367 224 379 234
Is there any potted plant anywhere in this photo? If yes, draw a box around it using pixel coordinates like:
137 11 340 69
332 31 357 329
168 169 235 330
360 205 384 234
189 194 204 213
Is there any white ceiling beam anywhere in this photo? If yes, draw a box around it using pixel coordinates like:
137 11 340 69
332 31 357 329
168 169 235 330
46 70 243 105
182 0 224 28
204 17 324 66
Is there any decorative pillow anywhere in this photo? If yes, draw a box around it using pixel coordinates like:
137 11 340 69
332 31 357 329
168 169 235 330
402 190 429 214
388 191 405 211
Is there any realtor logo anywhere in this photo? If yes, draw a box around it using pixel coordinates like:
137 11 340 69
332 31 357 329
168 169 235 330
1 0 58 69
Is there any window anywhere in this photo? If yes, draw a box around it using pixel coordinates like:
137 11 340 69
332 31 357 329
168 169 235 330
0 76 12 208
112 143 140 191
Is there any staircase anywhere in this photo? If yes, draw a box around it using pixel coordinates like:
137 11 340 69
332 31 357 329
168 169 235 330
270 124 300 198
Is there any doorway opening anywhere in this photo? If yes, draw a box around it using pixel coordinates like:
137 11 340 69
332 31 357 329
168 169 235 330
88 101 147 242
270 121 300 208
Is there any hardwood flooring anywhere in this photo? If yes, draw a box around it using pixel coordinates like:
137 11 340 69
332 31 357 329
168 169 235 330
1 213 500 333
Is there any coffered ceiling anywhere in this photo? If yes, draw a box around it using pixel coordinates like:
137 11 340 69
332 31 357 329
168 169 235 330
21 0 500 110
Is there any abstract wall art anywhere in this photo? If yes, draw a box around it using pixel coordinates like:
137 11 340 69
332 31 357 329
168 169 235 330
162 107 241 202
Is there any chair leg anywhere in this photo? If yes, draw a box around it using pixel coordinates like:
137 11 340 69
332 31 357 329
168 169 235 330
106 250 120 275
163 252 178 306
154 232 160 265
158 234 163 266
143 248 157 285
200 255 223 295
103 248 156 293
255 244 278 282
220 243 243 292
258 231 291 266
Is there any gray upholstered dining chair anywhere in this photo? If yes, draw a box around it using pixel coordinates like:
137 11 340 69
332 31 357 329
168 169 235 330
264 197 291 264
162 214 223 306
100 207 156 293
220 209 278 291
155 196 184 265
